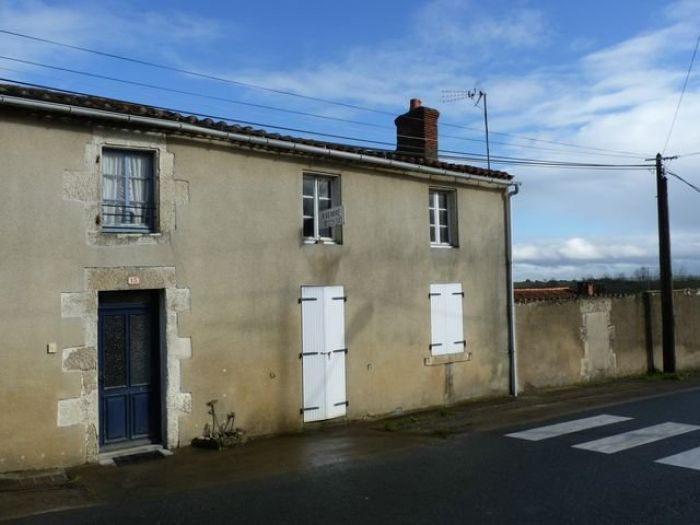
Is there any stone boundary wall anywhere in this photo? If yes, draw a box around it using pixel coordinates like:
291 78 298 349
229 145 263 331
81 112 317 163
516 290 700 391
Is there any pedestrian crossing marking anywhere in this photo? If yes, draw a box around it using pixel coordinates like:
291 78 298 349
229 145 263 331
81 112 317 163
656 446 700 470
505 414 632 442
573 422 700 454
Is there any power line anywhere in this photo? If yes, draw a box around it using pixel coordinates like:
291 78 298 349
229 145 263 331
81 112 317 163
0 55 388 130
0 77 393 147
0 59 644 161
0 29 379 114
0 29 649 159
481 129 645 158
667 170 700 194
662 33 700 154
676 150 700 158
441 153 651 170
0 77 655 173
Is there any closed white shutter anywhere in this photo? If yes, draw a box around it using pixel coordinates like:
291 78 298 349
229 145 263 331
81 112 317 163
300 286 347 422
301 287 327 422
430 283 465 355
323 286 347 419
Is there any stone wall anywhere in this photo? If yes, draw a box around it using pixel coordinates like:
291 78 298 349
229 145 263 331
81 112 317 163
516 290 700 391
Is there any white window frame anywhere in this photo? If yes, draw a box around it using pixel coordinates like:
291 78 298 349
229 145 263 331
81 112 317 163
303 173 341 244
429 189 457 247
429 283 466 356
101 148 157 233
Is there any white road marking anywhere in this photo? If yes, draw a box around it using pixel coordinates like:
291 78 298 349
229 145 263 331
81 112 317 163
656 446 700 470
505 414 632 442
573 422 700 454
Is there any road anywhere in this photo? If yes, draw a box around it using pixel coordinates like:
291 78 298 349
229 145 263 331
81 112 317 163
14 386 700 524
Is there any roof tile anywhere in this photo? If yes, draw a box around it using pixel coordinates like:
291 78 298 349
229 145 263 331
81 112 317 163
0 83 512 181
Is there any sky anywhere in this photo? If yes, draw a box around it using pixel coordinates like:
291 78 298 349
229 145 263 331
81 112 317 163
1 0 699 281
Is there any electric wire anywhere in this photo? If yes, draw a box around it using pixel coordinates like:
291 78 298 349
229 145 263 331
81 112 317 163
0 56 645 160
0 77 654 171
0 29 378 114
0 77 392 147
662 33 700 154
0 56 389 130
0 29 649 159
677 150 700 158
667 170 700 194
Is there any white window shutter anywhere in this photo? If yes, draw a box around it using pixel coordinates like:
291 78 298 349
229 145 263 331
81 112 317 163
430 284 447 356
444 283 465 354
430 283 465 356
301 287 327 422
323 286 347 419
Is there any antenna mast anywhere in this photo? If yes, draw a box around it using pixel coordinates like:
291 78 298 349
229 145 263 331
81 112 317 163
442 89 491 172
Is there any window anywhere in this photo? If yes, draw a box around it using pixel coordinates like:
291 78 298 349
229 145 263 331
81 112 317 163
303 174 341 243
102 149 156 232
429 189 457 246
429 283 465 356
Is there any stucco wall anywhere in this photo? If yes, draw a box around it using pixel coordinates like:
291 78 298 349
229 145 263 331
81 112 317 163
0 113 509 471
516 290 700 391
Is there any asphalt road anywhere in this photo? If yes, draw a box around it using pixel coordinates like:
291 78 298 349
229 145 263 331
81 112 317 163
16 387 700 524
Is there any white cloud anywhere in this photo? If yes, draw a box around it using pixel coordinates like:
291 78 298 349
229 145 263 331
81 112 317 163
513 232 700 280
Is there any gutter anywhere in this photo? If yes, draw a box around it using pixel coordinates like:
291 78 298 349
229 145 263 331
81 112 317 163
505 183 521 396
0 94 512 188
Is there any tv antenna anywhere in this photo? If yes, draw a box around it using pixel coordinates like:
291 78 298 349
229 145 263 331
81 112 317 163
442 89 491 172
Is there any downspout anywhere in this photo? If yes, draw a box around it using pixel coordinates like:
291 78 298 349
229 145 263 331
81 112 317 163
505 183 520 396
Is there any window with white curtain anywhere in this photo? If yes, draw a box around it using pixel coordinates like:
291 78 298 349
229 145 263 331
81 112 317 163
102 149 156 232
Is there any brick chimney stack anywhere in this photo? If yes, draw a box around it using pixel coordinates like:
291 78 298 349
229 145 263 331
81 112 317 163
394 98 440 161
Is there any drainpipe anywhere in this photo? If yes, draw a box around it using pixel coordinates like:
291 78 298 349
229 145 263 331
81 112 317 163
505 183 521 396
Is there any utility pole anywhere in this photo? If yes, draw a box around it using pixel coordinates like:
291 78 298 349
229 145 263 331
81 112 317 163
655 153 676 373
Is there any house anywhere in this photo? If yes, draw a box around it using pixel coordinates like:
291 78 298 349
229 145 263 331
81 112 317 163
0 84 517 471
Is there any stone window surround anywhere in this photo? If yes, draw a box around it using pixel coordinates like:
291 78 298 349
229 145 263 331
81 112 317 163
62 129 188 246
58 266 192 464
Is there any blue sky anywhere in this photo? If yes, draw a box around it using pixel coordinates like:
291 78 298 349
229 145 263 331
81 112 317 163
2 0 699 280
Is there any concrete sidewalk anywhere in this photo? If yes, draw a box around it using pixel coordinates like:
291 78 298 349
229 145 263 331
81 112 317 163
3 374 700 523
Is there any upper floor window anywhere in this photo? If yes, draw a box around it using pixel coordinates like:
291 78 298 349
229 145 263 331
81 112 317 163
429 189 457 247
102 149 156 233
303 174 341 243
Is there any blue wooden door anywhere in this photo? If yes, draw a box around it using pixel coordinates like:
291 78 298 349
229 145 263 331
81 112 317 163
99 301 161 447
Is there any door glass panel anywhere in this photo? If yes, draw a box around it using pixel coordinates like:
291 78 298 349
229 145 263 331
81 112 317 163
130 314 152 385
103 315 127 388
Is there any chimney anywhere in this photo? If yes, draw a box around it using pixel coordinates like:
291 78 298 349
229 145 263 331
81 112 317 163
394 98 440 161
